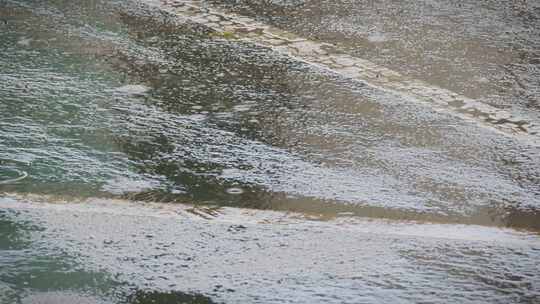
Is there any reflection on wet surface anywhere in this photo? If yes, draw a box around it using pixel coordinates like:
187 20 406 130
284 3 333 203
0 0 540 302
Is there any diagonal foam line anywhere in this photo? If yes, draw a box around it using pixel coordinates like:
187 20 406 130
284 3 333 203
158 0 540 146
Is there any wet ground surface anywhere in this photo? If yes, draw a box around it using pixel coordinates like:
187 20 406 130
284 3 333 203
0 0 540 303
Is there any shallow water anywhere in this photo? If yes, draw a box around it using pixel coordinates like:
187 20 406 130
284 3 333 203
0 0 540 303
206 0 540 117
1 196 540 303
1 0 539 228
